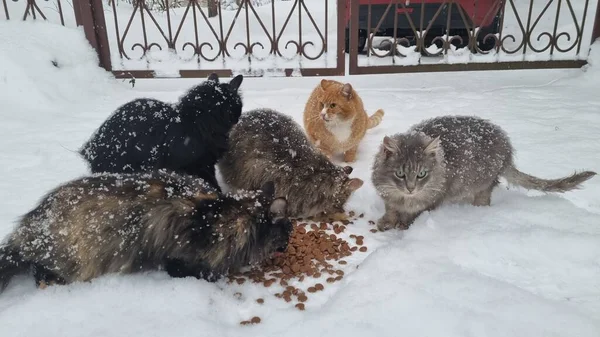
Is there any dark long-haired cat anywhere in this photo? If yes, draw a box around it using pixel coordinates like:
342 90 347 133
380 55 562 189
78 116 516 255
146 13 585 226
218 108 364 219
0 170 291 291
79 73 244 191
372 115 596 231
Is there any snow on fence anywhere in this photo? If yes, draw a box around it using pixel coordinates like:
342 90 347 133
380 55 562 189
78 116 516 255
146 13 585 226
348 0 600 74
2 0 78 27
2 0 600 77
101 0 344 77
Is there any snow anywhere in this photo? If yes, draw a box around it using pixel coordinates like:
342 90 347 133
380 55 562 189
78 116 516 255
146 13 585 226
10 0 597 74
1 19 600 337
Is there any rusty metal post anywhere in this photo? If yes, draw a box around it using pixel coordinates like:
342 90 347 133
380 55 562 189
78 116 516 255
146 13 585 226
593 0 600 42
208 0 218 17
73 0 112 72
348 0 359 74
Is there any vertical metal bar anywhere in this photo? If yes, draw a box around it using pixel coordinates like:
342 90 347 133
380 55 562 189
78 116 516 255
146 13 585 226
91 0 113 71
272 0 277 55
218 1 226 62
523 0 535 55
298 0 303 55
392 1 398 60
551 0 561 56
111 0 123 56
496 0 506 53
245 0 251 61
349 0 359 74
446 0 452 55
367 0 372 56
166 0 173 49
139 1 149 56
593 0 600 42
57 0 65 26
75 0 112 71
577 0 590 54
325 0 328 51
419 0 425 53
336 0 345 75
3 0 9 20
192 1 200 64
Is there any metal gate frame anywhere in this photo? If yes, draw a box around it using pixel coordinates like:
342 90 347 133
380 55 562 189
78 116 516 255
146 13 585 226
347 0 596 75
76 0 346 79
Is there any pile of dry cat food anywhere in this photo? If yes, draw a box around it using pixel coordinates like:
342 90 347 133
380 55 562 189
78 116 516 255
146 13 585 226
231 212 374 324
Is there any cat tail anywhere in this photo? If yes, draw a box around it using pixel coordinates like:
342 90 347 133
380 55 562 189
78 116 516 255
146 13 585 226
0 244 27 292
367 109 385 129
503 165 597 193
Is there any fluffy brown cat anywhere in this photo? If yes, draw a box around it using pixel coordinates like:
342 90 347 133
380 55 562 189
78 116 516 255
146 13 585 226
303 79 384 163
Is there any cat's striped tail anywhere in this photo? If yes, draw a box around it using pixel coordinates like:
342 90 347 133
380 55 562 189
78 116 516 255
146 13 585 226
503 165 596 193
0 244 28 292
367 109 385 129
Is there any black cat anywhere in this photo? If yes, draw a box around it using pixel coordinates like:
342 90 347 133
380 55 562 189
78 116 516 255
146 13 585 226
79 73 244 190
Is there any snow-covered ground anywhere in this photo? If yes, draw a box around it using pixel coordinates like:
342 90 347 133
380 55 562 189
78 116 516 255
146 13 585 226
0 20 600 337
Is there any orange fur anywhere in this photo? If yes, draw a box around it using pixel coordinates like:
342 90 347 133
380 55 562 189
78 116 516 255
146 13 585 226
303 79 384 162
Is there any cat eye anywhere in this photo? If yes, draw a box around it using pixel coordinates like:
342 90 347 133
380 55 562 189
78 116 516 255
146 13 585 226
417 170 428 179
330 103 336 108
394 169 406 179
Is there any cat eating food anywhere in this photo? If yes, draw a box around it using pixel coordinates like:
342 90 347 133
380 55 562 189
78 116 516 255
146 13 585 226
219 108 364 219
303 79 384 162
0 170 291 291
372 115 597 231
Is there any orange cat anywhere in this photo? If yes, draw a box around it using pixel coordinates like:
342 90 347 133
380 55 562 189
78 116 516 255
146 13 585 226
303 79 384 162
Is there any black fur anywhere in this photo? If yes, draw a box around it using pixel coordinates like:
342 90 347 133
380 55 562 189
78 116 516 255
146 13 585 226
0 245 28 291
79 73 244 190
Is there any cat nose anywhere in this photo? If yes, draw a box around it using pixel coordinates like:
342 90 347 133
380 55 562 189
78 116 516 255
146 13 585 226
406 186 415 193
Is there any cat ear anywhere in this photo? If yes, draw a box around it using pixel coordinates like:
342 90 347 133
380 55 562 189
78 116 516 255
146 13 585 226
259 181 275 201
320 79 330 89
423 136 442 157
343 166 353 174
346 178 364 191
341 83 353 99
229 74 243 92
269 197 288 219
207 73 219 83
382 136 397 157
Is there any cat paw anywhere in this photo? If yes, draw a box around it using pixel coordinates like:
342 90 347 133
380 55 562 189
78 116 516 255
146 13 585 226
343 150 357 163
376 218 396 231
377 217 409 231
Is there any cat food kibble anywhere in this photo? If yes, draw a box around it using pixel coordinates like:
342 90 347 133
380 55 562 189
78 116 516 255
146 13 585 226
251 317 261 324
227 214 368 308
256 298 264 304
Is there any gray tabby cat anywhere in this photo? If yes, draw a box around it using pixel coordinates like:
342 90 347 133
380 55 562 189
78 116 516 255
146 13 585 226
372 115 596 231
219 108 364 219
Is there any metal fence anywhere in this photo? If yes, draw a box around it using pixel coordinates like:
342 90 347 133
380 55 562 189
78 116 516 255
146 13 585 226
348 0 600 74
2 0 600 77
99 0 346 78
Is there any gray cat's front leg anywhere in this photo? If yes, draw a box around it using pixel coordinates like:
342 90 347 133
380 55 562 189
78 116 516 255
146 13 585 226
396 211 421 229
376 211 399 231
377 201 420 231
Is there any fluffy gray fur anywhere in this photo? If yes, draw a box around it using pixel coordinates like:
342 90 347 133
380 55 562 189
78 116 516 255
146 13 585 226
0 170 292 291
372 115 597 231
218 108 364 219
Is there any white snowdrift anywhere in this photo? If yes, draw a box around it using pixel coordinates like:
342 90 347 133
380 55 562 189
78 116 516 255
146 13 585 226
0 21 599 337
